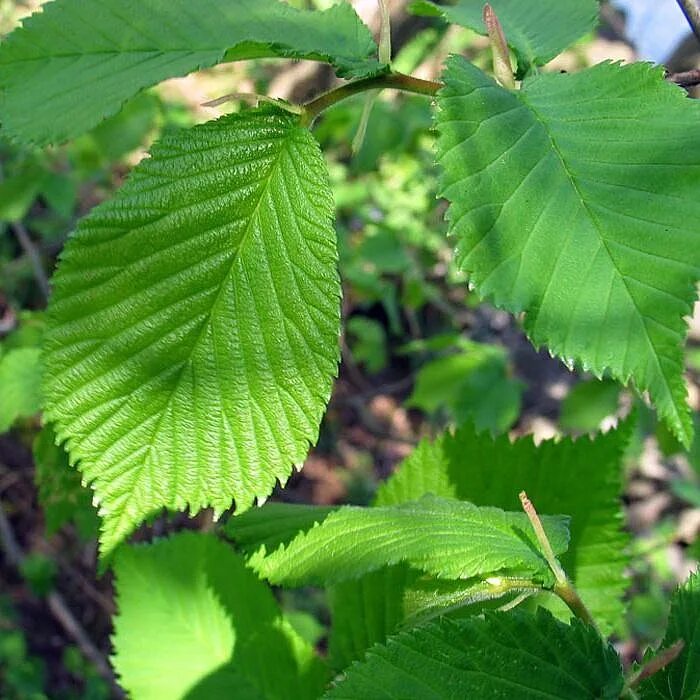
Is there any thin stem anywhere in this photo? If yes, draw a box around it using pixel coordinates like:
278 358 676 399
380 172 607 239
11 222 50 300
519 491 566 584
378 0 392 65
622 640 685 694
0 502 122 695
301 72 441 126
519 491 600 631
676 0 700 43
667 67 700 88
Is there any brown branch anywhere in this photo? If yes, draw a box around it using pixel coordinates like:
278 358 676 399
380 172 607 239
667 67 700 88
0 503 122 696
676 0 700 43
11 222 50 300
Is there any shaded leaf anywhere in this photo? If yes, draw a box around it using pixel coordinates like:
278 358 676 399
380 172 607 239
0 348 42 433
112 532 327 700
640 571 700 699
0 0 382 145
325 609 623 699
410 0 598 71
437 58 700 445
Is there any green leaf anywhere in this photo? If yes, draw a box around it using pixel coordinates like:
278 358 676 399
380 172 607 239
328 566 414 671
232 494 569 586
325 609 624 699
376 423 630 632
112 532 328 700
640 572 700 699
33 424 98 539
406 340 523 433
0 347 42 433
560 378 621 433
43 108 341 557
224 502 337 555
0 162 47 222
410 0 598 71
0 0 382 145
437 59 700 446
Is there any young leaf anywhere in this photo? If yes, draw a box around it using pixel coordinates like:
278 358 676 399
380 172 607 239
437 59 700 446
410 0 598 71
230 494 569 586
0 347 42 433
43 108 341 557
639 571 700 699
325 609 624 699
376 423 630 632
0 0 382 145
112 532 328 700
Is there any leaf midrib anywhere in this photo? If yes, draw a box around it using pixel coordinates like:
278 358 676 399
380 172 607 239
518 88 683 430
110 122 295 532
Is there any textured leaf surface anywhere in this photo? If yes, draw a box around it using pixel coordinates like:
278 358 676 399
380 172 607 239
224 502 336 554
437 59 700 445
327 422 628 667
0 347 42 432
231 494 569 586
43 109 341 556
640 572 700 699
0 0 381 145
325 609 623 699
376 423 630 632
112 532 327 700
411 0 598 69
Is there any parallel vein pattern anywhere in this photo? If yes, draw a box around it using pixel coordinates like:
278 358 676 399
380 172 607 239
0 0 381 145
325 610 624 699
437 59 700 445
43 108 341 556
231 494 569 587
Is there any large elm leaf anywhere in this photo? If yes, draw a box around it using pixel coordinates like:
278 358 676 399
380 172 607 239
112 532 328 700
43 108 341 557
437 58 700 446
640 571 700 699
410 0 598 71
0 0 382 145
231 494 570 586
325 609 623 699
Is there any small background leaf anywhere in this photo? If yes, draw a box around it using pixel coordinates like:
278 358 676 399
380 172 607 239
410 0 599 71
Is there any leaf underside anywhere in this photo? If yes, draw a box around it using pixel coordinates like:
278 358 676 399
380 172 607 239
112 532 327 700
325 610 624 699
0 0 382 145
231 494 569 587
411 0 598 69
43 108 341 557
437 59 700 445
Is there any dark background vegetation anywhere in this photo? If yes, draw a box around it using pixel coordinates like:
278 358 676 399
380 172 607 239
0 1 698 696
